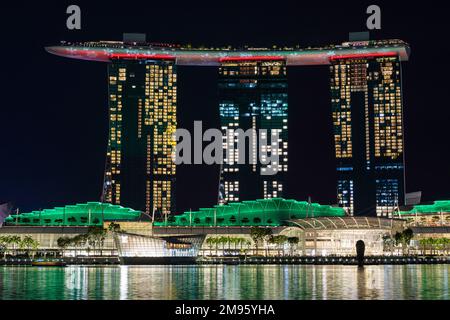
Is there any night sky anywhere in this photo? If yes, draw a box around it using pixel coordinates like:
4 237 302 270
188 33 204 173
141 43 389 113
0 1 449 213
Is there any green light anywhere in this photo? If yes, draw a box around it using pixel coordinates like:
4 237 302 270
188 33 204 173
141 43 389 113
398 200 450 215
155 198 345 227
4 202 140 227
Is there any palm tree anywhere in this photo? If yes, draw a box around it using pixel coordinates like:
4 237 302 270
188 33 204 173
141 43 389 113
287 237 299 256
234 238 242 253
427 237 435 255
21 236 38 258
235 237 245 253
394 232 407 255
419 238 426 255
219 236 228 254
262 230 273 257
9 236 21 256
1 236 12 256
268 236 276 256
87 227 107 256
229 237 235 252
237 238 246 253
229 237 234 251
210 237 220 255
57 237 71 257
250 227 273 256
205 237 214 256
213 237 219 256
394 232 402 246
19 237 27 252
443 238 450 256
72 234 88 257
269 235 288 256
244 240 252 257
0 236 7 259
250 227 263 256
402 228 414 255
382 234 394 255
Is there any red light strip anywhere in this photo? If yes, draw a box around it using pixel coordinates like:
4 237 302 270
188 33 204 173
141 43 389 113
329 52 398 61
110 53 176 60
219 56 285 62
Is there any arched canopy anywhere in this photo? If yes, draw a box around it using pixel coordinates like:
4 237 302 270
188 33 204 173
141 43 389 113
156 198 345 227
4 202 141 227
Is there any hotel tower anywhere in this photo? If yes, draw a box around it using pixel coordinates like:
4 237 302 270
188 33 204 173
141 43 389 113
46 33 410 217
101 38 177 216
330 52 405 217
217 58 288 204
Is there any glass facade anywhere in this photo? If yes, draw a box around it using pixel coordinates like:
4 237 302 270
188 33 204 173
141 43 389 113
103 59 177 217
218 59 288 204
115 233 205 258
330 55 405 217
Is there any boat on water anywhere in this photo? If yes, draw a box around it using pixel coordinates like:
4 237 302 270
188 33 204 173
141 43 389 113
114 232 205 265
31 258 67 267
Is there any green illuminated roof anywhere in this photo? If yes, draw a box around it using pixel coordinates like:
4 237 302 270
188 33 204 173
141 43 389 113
4 202 141 227
155 198 345 227
399 200 450 215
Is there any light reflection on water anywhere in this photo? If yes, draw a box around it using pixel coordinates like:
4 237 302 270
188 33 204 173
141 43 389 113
0 264 449 300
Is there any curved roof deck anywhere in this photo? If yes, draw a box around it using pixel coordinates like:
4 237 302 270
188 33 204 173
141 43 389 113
45 39 410 66
154 198 346 227
4 202 141 227
399 200 450 216
289 216 405 230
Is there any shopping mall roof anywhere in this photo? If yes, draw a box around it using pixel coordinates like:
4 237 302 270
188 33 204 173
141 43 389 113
398 200 450 216
155 198 346 227
3 202 141 227
289 216 405 230
45 39 410 66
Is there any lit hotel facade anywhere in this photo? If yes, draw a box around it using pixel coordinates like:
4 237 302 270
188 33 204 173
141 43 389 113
218 58 288 203
330 53 405 217
102 59 177 216
46 36 410 217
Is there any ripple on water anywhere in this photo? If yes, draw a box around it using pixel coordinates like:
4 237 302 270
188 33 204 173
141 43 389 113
0 264 449 300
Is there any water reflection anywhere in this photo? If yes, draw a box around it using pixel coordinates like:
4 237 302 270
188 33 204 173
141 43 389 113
0 265 449 300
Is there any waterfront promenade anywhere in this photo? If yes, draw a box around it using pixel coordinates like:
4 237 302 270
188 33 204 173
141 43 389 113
1 255 449 266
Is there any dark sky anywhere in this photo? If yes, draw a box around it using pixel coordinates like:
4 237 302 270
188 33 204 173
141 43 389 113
0 1 449 213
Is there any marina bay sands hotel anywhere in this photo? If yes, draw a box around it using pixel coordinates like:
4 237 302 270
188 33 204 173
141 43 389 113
46 33 411 218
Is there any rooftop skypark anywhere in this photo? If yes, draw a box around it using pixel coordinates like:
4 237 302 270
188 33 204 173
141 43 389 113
45 39 410 65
